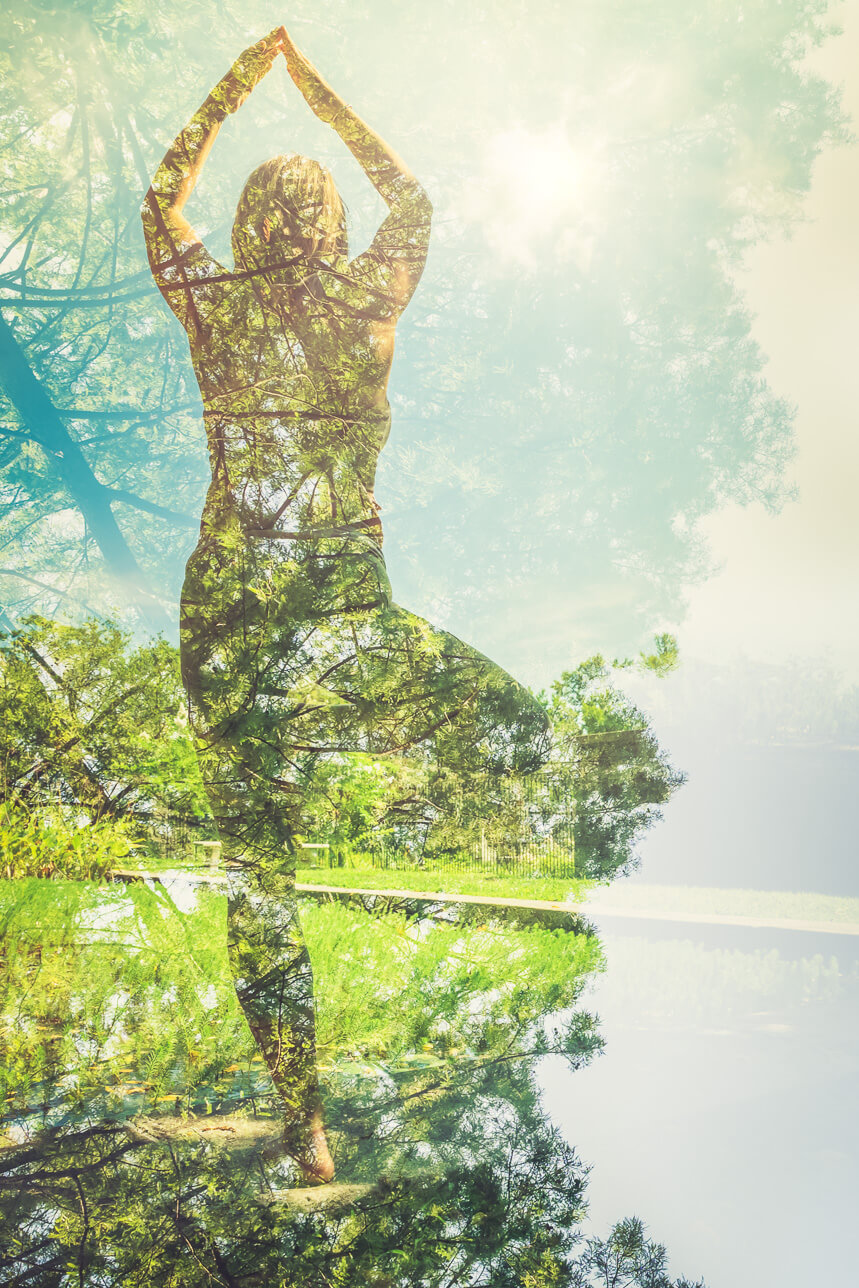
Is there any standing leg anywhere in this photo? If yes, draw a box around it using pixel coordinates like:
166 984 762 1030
190 721 334 1181
226 867 334 1181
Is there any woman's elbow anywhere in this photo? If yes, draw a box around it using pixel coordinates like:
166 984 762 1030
391 173 431 219
140 187 167 232
141 188 190 248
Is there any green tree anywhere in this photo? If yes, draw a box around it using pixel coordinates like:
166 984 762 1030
0 615 681 878
571 1217 706 1288
0 615 208 830
545 642 685 879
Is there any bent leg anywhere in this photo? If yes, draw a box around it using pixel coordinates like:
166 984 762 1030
273 599 551 774
265 601 553 860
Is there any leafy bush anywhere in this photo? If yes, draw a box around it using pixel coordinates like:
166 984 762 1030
0 803 138 880
0 876 602 1119
0 616 211 868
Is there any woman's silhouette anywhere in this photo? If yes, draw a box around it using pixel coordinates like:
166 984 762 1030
142 28 550 1179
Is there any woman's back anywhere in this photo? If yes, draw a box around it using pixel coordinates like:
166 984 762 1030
178 251 397 540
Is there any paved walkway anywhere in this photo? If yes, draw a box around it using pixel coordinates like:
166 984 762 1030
583 902 859 936
296 882 582 914
111 872 859 936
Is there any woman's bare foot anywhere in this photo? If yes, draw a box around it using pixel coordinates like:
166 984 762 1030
283 1108 335 1184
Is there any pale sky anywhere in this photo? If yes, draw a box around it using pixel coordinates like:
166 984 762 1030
680 1 859 679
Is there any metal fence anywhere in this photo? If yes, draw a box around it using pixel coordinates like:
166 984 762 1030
302 772 577 879
145 773 577 880
140 810 219 867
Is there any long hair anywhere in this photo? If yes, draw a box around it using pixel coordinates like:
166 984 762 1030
231 154 348 275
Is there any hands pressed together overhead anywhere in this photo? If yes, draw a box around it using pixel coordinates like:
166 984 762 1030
215 25 344 131
223 27 317 112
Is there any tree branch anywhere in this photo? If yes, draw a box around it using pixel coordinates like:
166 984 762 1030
106 487 198 530
0 309 169 632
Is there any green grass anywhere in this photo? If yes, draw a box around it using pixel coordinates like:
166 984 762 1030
585 882 859 926
0 877 603 1121
296 866 589 904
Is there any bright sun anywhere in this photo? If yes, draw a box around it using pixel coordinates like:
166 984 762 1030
459 124 597 267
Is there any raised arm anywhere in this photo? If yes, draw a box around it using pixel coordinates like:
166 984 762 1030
141 30 285 333
280 30 432 315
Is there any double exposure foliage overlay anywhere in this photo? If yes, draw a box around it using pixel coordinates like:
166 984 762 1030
0 0 843 657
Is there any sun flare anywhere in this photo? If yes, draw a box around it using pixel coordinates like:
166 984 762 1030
458 124 598 267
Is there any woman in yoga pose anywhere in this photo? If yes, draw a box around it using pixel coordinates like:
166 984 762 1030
142 28 549 1180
